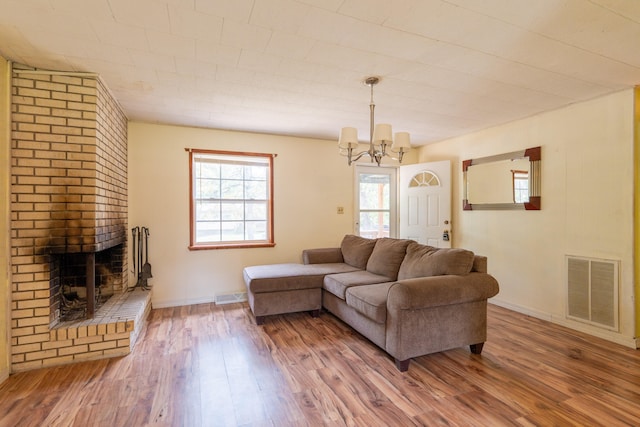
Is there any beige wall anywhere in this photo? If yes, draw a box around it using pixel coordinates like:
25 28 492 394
419 89 636 347
128 122 360 307
1 57 11 381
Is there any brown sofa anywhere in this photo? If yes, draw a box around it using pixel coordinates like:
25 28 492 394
243 235 499 371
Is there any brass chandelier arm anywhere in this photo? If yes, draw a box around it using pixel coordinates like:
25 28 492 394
339 143 407 166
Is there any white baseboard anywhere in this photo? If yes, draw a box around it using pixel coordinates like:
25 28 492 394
151 292 248 309
490 298 637 349
151 296 216 309
490 298 552 321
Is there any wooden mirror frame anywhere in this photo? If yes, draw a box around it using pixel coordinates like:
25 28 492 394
462 146 541 211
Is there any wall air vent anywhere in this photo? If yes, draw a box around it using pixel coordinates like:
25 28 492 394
566 256 619 331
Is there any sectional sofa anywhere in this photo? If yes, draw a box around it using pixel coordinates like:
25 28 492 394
243 235 499 371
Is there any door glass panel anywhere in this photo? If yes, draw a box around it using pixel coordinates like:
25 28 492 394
359 172 391 238
359 211 390 238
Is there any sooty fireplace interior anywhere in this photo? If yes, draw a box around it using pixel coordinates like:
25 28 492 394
50 243 126 323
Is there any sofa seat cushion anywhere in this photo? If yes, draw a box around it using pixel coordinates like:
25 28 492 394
366 238 413 280
341 234 377 269
397 242 475 280
346 282 394 324
323 270 392 300
244 263 359 294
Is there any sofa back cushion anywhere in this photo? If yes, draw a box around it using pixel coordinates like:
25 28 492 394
397 242 475 280
341 234 377 269
366 238 412 280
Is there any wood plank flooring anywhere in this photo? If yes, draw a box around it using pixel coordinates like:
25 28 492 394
1 303 639 426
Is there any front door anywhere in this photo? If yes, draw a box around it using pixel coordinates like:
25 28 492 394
399 160 451 247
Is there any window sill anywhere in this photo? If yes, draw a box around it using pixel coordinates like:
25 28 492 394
188 242 276 251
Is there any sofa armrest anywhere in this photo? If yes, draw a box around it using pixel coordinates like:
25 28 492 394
387 273 499 310
302 247 344 264
472 255 487 273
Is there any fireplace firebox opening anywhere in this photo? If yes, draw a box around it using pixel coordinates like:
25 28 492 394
50 243 126 324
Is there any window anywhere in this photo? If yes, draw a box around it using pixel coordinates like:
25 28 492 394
512 170 529 203
188 149 275 249
409 171 440 187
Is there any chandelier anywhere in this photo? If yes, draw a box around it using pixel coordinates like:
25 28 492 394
338 76 411 166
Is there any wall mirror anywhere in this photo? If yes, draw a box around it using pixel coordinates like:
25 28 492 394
462 146 541 210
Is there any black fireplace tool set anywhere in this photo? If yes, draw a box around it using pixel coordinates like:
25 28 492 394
131 226 152 290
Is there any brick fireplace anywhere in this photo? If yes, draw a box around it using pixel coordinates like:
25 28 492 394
9 64 149 372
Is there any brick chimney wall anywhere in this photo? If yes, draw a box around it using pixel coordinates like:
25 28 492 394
9 65 129 371
94 78 127 252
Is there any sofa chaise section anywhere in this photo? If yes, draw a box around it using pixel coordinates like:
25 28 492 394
243 262 358 325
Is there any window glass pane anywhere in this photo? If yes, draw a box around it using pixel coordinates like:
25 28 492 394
222 221 244 241
199 162 220 179
221 202 244 220
196 221 220 243
197 178 219 199
360 174 390 209
245 201 267 220
245 165 267 180
245 180 266 200
221 180 244 199
246 221 266 240
359 211 389 239
221 164 244 179
196 201 220 220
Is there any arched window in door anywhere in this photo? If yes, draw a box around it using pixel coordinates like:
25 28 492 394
409 171 440 187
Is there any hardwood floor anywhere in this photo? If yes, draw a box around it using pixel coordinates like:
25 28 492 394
1 302 639 426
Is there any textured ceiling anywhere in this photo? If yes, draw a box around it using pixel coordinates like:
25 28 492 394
1 0 639 146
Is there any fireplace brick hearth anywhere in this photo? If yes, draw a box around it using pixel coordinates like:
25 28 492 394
14 289 150 371
9 64 147 372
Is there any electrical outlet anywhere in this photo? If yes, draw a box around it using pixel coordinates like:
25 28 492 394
337 206 344 214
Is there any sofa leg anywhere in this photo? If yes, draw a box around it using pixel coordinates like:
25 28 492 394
255 316 266 325
395 359 410 372
470 343 484 354
309 309 321 318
